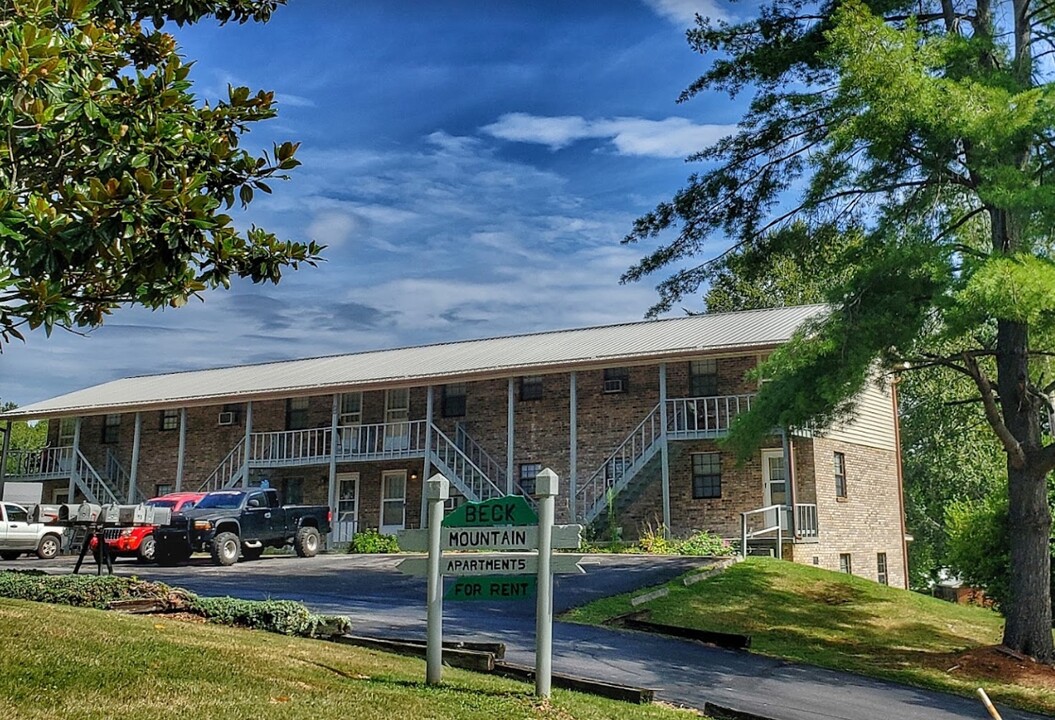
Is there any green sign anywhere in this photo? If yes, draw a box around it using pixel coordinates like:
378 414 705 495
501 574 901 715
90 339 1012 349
442 495 538 528
445 574 538 601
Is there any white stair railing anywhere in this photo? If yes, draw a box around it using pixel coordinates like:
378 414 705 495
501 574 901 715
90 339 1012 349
576 403 663 524
198 439 247 492
455 424 508 489
104 448 143 504
72 450 120 505
430 425 503 502
740 503 820 557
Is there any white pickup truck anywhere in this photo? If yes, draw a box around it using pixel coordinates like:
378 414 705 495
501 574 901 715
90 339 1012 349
0 502 64 560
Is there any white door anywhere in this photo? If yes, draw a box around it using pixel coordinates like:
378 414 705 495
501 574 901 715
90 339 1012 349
335 472 359 543
379 470 406 534
762 450 788 529
384 389 410 451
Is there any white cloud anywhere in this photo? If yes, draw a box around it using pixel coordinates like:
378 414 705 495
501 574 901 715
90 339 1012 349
641 0 727 24
482 113 734 159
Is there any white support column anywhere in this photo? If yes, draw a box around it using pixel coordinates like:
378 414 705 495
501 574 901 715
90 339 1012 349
328 394 339 544
782 428 796 539
425 473 449 685
0 420 10 484
175 409 187 492
659 364 671 537
242 401 253 488
534 467 558 698
506 378 515 495
68 417 81 501
568 372 578 522
420 386 434 526
128 412 142 503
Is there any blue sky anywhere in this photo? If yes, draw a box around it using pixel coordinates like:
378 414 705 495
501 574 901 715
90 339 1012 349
6 0 740 407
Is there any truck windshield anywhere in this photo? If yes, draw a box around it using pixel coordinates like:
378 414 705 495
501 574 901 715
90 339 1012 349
194 493 246 509
147 499 177 509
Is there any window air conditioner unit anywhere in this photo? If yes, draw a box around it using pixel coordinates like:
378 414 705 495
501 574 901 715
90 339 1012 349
603 379 625 394
217 411 236 426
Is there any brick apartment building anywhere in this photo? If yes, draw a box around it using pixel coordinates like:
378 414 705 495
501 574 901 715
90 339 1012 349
0 305 909 587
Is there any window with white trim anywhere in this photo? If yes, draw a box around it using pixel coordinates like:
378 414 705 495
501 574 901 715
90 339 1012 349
518 463 541 496
102 414 121 444
834 452 847 499
690 359 719 397
692 452 722 499
159 409 179 431
286 397 310 430
839 553 852 574
877 553 889 586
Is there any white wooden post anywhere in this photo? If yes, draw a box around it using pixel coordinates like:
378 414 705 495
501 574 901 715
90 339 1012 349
68 417 81 501
506 378 515 495
328 394 339 545
425 473 449 684
421 386 434 525
175 409 187 492
569 372 577 522
0 420 10 483
242 401 253 488
128 412 142 502
658 364 671 537
534 467 558 698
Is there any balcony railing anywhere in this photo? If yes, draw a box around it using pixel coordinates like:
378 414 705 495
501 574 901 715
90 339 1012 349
667 394 754 438
740 502 820 557
246 420 429 468
4 446 75 480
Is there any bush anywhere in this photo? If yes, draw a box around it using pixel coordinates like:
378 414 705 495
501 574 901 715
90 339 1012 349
637 523 676 554
0 571 350 637
677 530 735 557
945 487 1055 615
348 528 400 554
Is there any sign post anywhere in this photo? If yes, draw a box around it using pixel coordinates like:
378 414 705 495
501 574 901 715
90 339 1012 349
534 468 557 698
425 474 449 685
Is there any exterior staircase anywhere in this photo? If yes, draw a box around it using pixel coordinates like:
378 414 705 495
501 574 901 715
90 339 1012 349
105 449 144 503
430 426 503 502
5 446 123 505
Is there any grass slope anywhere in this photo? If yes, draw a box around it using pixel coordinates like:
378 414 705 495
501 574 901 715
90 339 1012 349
564 557 1055 715
0 599 696 720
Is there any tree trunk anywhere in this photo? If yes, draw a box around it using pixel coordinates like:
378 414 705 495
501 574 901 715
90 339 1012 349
997 318 1054 661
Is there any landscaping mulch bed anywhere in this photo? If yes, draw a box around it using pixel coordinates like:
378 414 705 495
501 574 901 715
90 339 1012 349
932 645 1055 692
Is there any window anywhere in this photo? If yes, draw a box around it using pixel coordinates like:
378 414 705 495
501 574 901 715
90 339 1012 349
5 504 28 524
159 409 179 431
603 367 629 394
692 452 722 499
340 392 362 425
518 463 542 496
282 477 303 505
286 397 310 430
834 452 847 499
877 553 889 586
58 417 77 445
839 553 852 574
155 483 173 497
690 359 719 397
102 414 121 444
442 383 466 417
520 376 543 401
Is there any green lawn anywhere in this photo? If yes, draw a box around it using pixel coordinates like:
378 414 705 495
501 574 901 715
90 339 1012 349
0 599 698 720
564 557 1055 715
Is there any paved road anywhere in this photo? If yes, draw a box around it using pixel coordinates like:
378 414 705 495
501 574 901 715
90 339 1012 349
2 553 1046 720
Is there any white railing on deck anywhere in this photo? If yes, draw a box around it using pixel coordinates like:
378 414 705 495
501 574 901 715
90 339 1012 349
795 503 819 539
576 404 663 524
5 446 75 479
431 426 503 502
667 394 754 437
251 427 330 464
335 420 427 459
740 503 820 558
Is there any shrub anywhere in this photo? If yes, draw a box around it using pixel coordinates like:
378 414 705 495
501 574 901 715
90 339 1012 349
0 571 350 637
637 523 676 554
348 528 400 554
677 530 735 557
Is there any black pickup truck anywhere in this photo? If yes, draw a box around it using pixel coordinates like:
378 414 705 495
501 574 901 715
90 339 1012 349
154 489 332 566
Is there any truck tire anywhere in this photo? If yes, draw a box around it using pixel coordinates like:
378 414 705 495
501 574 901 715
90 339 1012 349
210 532 240 566
241 544 264 561
0 551 20 561
293 526 320 558
36 534 61 560
136 535 156 564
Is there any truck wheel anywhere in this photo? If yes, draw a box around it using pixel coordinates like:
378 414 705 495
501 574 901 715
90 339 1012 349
0 551 20 561
241 544 264 561
210 532 240 566
36 534 61 560
293 527 320 558
136 535 156 564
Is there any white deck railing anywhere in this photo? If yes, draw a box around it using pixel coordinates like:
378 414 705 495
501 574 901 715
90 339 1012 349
740 503 819 557
667 394 754 437
5 446 75 480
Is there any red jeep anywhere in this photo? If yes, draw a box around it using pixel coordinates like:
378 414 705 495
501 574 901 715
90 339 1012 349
90 492 204 563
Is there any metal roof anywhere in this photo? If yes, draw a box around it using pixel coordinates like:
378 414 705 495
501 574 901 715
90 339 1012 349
2 304 826 421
